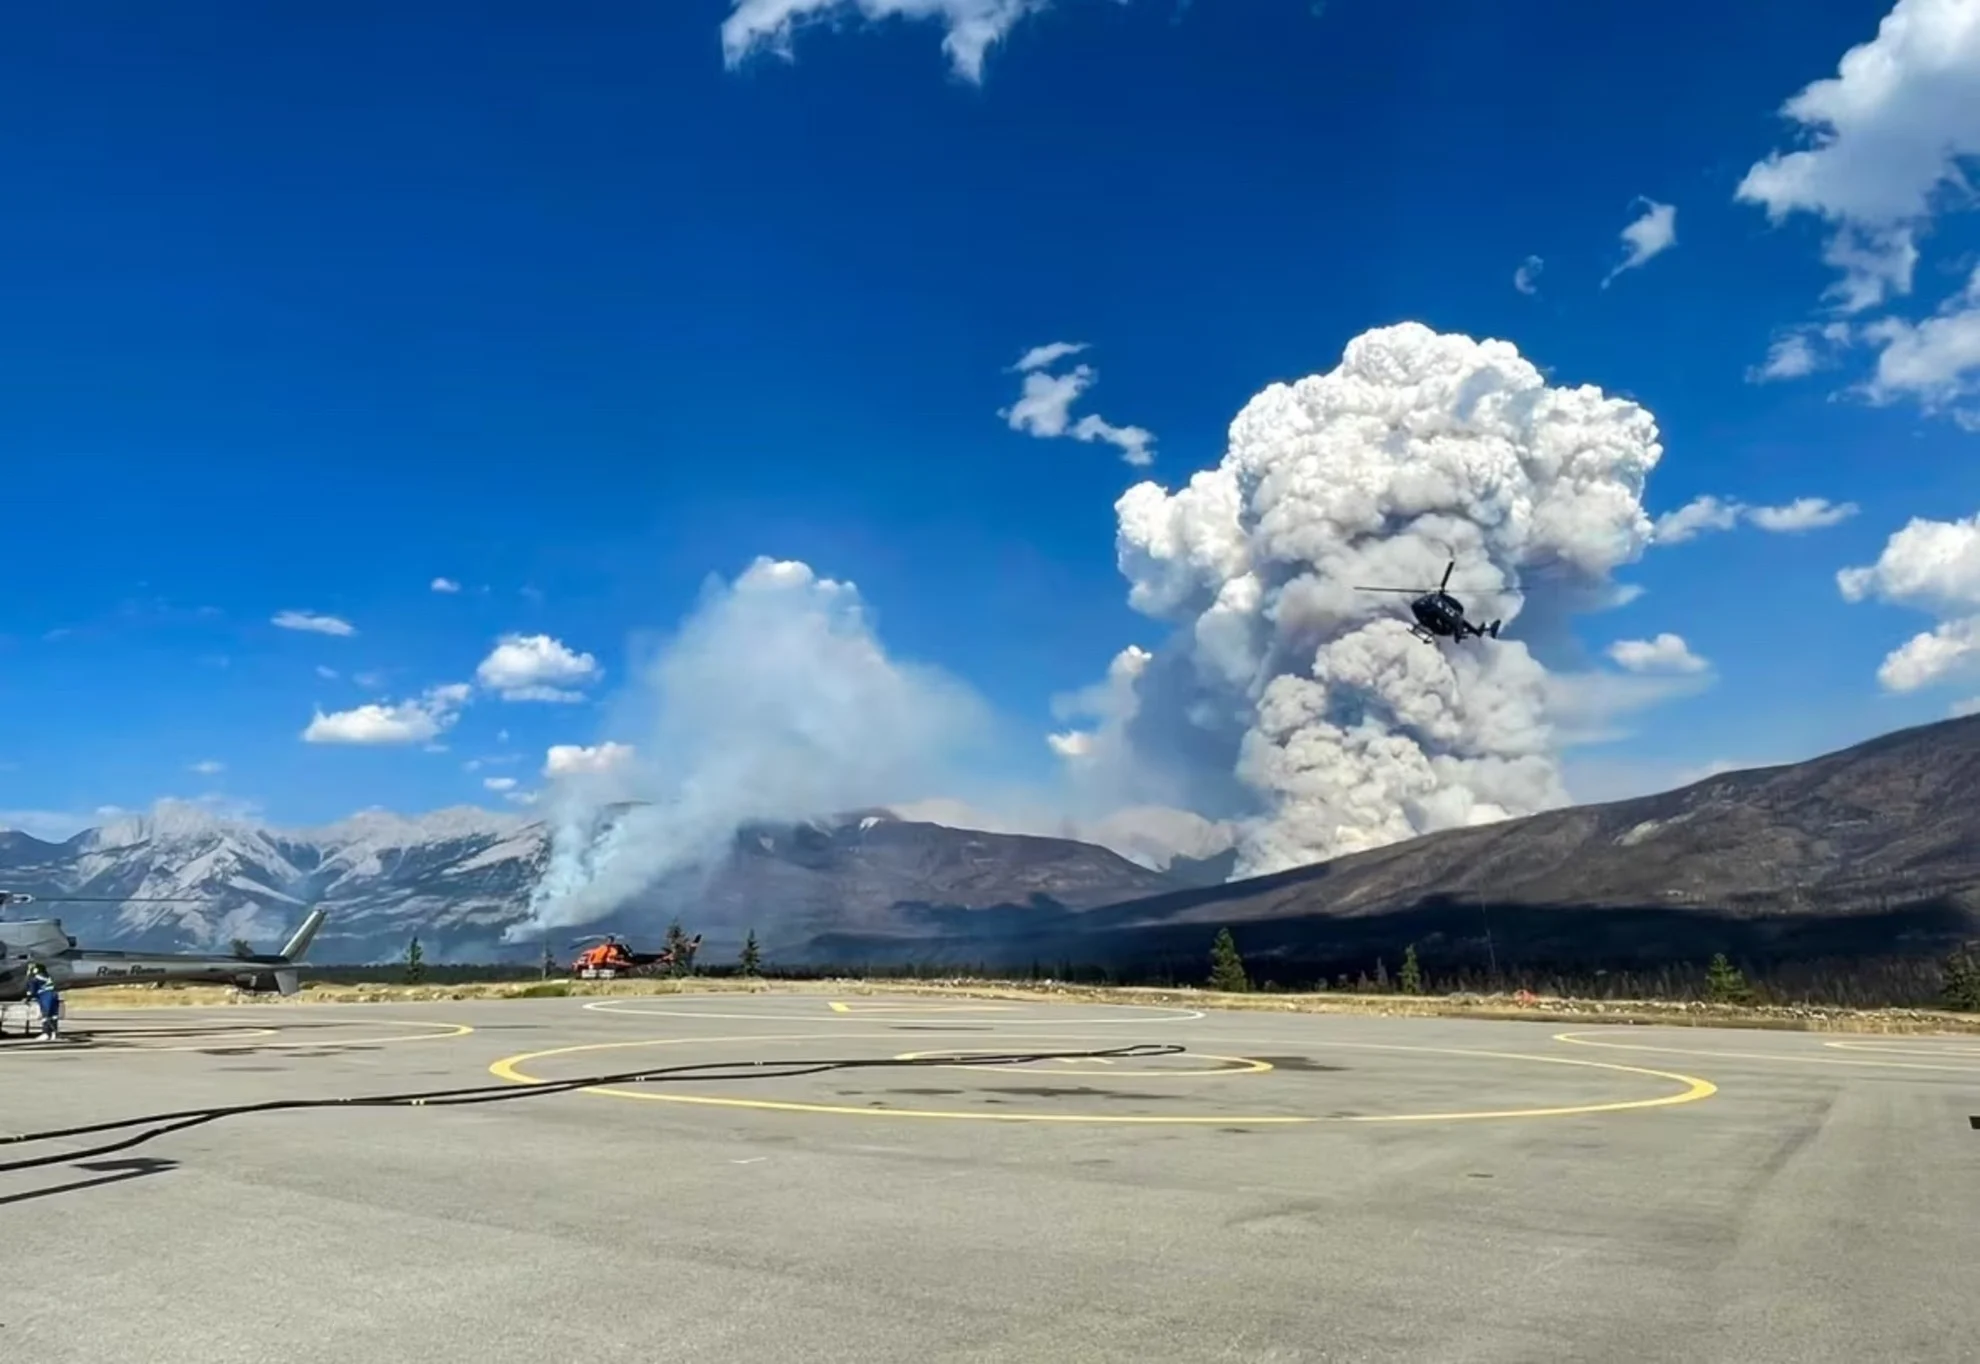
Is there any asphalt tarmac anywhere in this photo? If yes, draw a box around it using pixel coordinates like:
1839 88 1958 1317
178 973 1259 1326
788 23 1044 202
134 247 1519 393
2 991 1976 1363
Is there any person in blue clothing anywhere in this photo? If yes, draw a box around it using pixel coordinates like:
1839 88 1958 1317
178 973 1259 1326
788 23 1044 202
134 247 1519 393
24 962 60 1042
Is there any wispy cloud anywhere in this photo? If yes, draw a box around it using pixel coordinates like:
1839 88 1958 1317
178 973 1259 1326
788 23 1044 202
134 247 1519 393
1602 198 1677 287
302 682 472 745
1653 494 1859 544
273 610 356 637
1000 342 1155 467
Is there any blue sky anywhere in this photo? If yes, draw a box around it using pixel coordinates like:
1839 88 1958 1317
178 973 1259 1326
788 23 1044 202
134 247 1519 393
4 0 1979 848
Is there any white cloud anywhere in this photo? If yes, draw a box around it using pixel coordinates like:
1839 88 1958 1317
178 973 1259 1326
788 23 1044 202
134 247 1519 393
1000 343 1156 468
431 577 461 593
1858 265 1980 415
302 682 472 746
188 759 225 776
720 0 1049 83
1606 633 1709 674
1873 615 1980 691
1952 695 1980 717
1745 497 1863 532
482 776 518 792
474 633 602 703
1602 199 1677 287
272 610 356 637
1653 493 1859 543
1513 255 1544 295
1016 340 1087 371
315 665 339 680
512 556 997 938
542 742 636 779
1839 509 1980 694
1653 495 1743 544
1735 0 1980 314
1747 322 1857 383
1755 332 1821 382
1837 511 1980 609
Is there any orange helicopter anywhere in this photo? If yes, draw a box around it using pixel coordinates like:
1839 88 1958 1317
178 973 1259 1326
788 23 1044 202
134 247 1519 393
568 931 701 980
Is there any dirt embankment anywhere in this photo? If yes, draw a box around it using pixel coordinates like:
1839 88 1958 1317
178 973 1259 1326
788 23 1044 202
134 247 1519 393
64 975 1980 1035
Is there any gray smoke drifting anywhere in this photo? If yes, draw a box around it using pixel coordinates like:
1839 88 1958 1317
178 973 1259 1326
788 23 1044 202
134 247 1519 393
504 557 995 939
1055 321 1667 878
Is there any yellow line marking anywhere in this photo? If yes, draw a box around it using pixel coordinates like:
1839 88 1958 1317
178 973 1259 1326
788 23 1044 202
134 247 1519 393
4 1019 476 1056
248 1020 476 1050
488 1032 1716 1126
825 1001 1019 1014
1553 1030 1980 1074
582 999 1205 1024
891 1047 1268 1077
1821 1038 1980 1057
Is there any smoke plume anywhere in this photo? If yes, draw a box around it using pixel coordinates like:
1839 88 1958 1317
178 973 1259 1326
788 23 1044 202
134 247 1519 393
1059 321 1667 878
505 557 994 939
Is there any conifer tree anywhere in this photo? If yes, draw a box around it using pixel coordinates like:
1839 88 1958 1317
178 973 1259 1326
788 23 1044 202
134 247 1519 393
1941 944 1980 1012
1208 927 1249 992
404 936 425 985
739 928 763 977
662 919 691 976
1705 952 1751 1005
1399 943 1423 995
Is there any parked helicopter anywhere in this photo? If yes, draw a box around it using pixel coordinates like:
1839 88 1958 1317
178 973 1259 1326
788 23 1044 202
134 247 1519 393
1355 558 1502 644
568 930 701 980
0 891 326 1015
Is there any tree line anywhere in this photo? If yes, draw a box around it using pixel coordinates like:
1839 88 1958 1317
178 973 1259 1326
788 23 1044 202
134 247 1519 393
341 924 1980 1012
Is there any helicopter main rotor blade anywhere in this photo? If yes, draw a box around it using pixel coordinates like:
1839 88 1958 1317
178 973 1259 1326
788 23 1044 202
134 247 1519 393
1353 586 1436 594
1440 561 1455 590
0 893 212 904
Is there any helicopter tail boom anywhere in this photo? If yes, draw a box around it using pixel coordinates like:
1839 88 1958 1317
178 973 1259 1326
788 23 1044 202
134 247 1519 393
279 907 326 962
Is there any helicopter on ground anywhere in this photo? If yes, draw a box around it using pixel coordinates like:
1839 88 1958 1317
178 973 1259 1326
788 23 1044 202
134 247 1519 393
568 930 701 980
0 891 326 1019
1355 558 1502 644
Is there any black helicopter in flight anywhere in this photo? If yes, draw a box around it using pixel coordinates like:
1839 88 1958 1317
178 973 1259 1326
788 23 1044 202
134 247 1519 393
1355 558 1502 644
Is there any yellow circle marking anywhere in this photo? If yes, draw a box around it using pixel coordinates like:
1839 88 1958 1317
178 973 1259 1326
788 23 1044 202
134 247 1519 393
889 1046 1271 1077
24 1019 475 1054
1553 1029 1980 1074
247 1019 476 1050
79 1026 284 1045
488 1031 1715 1125
1821 1038 1980 1057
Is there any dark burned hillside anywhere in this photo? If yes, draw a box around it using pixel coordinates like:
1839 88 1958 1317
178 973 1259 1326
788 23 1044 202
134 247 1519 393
811 713 1980 979
578 811 1184 957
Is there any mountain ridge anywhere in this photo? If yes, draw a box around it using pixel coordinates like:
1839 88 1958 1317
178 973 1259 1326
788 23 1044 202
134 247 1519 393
817 712 1980 976
0 804 1182 963
7 712 1978 976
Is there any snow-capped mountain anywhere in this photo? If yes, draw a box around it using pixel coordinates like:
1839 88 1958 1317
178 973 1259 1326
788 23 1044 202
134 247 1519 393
0 805 548 963
0 804 1185 964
